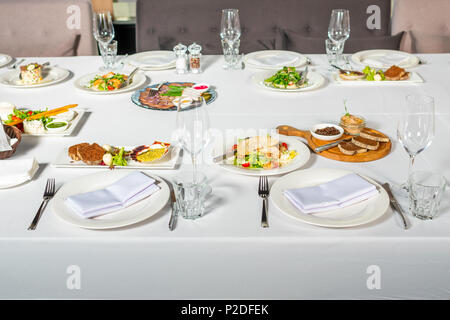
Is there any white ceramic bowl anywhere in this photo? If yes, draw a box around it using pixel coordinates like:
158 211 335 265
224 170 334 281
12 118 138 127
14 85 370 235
310 124 344 141
45 120 69 133
192 83 210 93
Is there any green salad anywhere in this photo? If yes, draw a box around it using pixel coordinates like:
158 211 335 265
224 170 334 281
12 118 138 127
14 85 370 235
263 67 307 89
363 66 385 81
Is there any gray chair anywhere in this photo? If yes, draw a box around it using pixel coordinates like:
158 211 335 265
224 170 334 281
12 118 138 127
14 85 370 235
136 0 397 54
0 0 97 57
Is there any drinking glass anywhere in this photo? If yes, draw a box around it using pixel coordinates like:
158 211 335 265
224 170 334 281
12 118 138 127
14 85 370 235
220 9 241 69
397 94 435 192
325 39 344 69
174 171 212 220
328 9 350 64
93 11 115 69
98 40 117 70
175 98 211 183
408 171 446 220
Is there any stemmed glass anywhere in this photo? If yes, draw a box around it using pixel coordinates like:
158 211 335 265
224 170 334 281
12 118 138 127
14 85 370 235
397 94 435 193
220 9 241 69
328 9 350 66
93 11 115 70
176 98 211 183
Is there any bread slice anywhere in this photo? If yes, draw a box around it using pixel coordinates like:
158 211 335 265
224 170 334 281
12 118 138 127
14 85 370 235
384 65 409 81
359 128 390 142
352 136 379 150
338 141 368 155
339 70 365 81
77 143 105 165
68 143 89 161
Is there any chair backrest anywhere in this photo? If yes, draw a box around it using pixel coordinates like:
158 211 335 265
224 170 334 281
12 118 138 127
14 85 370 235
0 0 97 57
392 0 450 53
136 0 392 54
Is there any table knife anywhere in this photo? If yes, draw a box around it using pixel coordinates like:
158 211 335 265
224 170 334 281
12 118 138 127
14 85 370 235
314 137 353 153
382 183 409 229
168 185 178 231
213 151 236 163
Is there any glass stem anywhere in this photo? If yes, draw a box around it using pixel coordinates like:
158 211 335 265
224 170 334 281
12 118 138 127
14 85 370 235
408 154 416 180
192 153 198 184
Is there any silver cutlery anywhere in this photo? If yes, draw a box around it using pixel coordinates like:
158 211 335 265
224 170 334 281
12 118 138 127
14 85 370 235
168 183 178 231
297 65 309 86
148 81 166 97
331 64 351 74
382 183 409 229
258 176 269 228
305 57 312 65
213 150 236 163
8 58 24 69
314 137 354 153
28 178 55 230
124 67 139 87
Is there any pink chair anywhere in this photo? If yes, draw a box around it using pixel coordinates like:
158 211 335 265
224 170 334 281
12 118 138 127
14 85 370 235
0 0 97 57
392 0 450 53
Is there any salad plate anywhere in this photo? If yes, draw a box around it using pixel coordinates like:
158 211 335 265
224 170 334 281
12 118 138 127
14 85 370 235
252 70 326 92
0 66 70 88
244 50 307 69
51 170 170 229
212 135 310 177
126 51 176 70
0 54 13 68
270 168 389 228
351 49 419 69
73 71 146 94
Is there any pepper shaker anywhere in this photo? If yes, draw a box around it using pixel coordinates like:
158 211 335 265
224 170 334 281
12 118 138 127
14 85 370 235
173 43 188 74
188 42 202 74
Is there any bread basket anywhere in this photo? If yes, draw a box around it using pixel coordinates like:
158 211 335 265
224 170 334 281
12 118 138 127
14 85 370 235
0 125 22 159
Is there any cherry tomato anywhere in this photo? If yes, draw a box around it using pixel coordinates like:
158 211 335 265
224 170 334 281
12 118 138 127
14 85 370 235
107 85 114 91
242 162 250 168
27 111 33 116
281 142 288 149
232 144 237 150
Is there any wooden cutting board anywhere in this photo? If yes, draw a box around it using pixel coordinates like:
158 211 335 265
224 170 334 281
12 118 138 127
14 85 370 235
277 125 391 162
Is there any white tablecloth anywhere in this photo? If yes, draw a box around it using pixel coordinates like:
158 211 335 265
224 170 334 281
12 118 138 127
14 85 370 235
0 54 449 299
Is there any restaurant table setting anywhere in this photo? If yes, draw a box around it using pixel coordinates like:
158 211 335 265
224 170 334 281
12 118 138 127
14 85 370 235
0 7 450 299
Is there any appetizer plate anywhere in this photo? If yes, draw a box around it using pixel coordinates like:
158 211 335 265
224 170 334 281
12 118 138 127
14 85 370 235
331 72 424 84
252 71 326 92
270 168 389 228
351 49 420 69
52 145 181 169
0 67 70 88
126 51 176 70
212 135 310 177
73 71 147 94
244 50 307 69
52 170 170 229
0 54 13 68
131 82 217 111
21 109 86 137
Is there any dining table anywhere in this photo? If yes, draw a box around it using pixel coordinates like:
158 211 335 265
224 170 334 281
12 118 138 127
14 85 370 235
0 53 449 299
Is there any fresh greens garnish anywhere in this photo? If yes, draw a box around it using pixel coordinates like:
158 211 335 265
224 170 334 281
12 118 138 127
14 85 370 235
363 66 385 81
112 147 127 166
160 85 187 97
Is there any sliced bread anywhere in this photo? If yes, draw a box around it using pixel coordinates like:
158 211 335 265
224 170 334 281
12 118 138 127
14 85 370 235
68 143 89 161
338 141 368 155
359 128 390 142
352 136 379 150
77 143 105 165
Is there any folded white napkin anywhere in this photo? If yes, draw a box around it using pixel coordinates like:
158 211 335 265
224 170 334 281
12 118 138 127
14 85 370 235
284 173 378 214
0 123 12 152
362 53 409 67
247 52 299 67
129 54 176 68
0 158 39 188
65 171 160 218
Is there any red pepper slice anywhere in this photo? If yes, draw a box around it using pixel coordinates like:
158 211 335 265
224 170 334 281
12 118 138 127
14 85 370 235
107 85 114 90
242 162 250 168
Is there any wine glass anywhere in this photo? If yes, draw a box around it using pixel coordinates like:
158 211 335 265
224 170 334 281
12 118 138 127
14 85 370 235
397 94 435 193
93 11 115 69
328 9 350 66
220 9 241 69
175 98 211 183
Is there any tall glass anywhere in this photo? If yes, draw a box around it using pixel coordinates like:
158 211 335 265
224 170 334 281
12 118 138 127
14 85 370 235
93 11 115 69
220 9 241 69
397 94 435 192
328 9 350 64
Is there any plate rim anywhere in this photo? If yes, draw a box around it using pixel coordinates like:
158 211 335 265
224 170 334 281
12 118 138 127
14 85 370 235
73 71 147 94
0 66 70 88
52 170 170 229
244 50 307 69
270 167 389 228
127 50 176 68
351 49 419 69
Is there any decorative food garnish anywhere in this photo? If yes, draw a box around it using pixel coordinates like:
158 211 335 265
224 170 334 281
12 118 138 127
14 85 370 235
314 127 341 136
263 67 307 89
20 63 43 84
131 141 170 163
230 135 298 169
89 72 128 91
362 66 385 81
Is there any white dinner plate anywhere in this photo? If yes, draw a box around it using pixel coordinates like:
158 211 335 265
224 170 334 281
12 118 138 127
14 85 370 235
331 72 424 84
270 168 389 228
52 170 170 229
21 109 85 137
244 50 307 69
212 135 310 177
126 51 176 70
0 66 70 88
351 49 420 69
252 70 326 92
0 54 13 68
74 71 147 94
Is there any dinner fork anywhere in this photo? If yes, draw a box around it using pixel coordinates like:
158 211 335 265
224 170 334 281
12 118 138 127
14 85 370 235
8 58 24 69
258 176 269 228
124 67 139 87
28 178 55 230
148 81 166 97
297 65 309 86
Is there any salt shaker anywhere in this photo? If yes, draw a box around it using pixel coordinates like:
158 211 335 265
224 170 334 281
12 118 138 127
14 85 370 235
173 43 188 74
188 42 202 74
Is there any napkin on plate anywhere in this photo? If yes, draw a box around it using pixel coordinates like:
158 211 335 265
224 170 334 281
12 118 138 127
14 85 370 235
283 173 378 214
65 171 160 219
247 52 299 67
0 122 12 152
361 53 409 67
0 158 39 188
129 55 175 68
